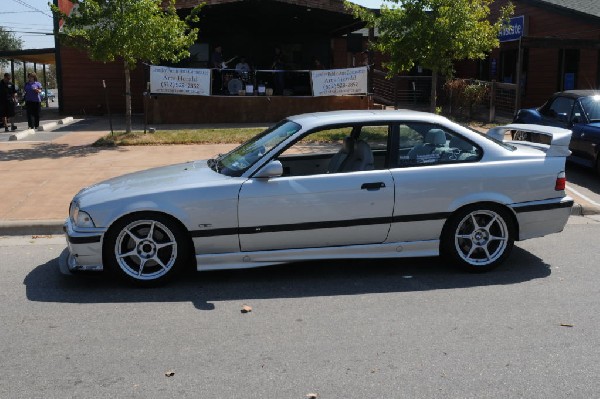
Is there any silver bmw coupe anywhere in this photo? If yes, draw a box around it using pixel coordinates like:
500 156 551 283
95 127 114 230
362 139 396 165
61 110 573 286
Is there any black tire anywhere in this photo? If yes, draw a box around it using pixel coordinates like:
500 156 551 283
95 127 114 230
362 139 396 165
441 204 515 272
103 212 191 287
596 154 600 176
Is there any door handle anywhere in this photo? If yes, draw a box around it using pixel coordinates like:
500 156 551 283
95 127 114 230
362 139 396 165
361 182 386 190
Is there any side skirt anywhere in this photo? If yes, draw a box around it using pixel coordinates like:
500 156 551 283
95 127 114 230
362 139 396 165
195 240 440 271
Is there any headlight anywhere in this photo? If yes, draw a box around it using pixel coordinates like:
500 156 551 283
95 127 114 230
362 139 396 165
69 201 96 228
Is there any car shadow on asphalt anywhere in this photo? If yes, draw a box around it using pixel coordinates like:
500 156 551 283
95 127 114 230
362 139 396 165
24 246 551 311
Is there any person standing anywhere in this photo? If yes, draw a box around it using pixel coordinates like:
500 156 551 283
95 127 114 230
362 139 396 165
0 73 18 132
24 72 43 129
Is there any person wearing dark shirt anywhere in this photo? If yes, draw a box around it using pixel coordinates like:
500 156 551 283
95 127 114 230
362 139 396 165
0 73 18 132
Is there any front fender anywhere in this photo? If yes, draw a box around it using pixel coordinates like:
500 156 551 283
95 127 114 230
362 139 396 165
514 108 542 124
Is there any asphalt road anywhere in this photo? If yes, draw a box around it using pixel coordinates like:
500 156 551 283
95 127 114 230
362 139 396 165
1 215 599 398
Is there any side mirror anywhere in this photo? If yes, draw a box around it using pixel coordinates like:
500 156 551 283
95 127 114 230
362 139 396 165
254 160 283 178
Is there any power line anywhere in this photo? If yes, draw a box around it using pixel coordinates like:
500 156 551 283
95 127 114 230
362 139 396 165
1 23 53 29
9 0 52 18
0 11 38 14
4 29 54 35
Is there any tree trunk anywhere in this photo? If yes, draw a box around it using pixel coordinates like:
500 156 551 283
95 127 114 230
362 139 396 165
124 62 132 133
430 70 438 114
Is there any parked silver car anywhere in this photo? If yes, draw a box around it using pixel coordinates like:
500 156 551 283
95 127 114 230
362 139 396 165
61 110 573 286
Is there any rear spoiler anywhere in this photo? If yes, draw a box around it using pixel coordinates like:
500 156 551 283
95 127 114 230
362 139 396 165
487 123 572 157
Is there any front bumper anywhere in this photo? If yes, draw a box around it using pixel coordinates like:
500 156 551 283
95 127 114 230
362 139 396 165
60 218 106 274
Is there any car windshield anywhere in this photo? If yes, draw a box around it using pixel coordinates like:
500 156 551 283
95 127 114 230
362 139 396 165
208 120 301 177
580 95 600 122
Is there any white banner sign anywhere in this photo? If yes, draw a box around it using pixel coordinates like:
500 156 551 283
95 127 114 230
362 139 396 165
311 67 368 97
150 66 211 96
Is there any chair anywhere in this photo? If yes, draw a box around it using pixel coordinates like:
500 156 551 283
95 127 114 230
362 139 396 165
327 136 355 173
446 136 477 161
328 138 374 173
407 128 447 163
341 140 374 172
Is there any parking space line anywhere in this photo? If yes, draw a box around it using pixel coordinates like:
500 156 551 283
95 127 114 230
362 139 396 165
567 186 600 207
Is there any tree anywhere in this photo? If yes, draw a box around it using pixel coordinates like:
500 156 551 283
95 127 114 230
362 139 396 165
51 0 201 132
346 0 513 112
0 27 23 67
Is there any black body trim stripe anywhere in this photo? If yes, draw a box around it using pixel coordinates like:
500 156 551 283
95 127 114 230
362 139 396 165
191 227 239 238
392 212 451 223
68 235 101 244
512 200 574 213
190 212 450 238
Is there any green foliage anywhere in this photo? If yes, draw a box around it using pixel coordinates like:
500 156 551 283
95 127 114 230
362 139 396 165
346 0 514 78
51 0 200 69
444 78 489 117
0 27 22 51
0 27 23 67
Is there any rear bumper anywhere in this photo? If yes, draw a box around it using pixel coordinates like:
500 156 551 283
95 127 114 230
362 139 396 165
511 196 573 240
60 218 105 273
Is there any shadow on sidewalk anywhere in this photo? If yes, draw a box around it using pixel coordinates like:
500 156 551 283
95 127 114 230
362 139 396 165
0 142 127 162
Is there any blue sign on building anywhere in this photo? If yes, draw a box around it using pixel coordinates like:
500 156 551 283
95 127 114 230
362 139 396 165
499 15 525 42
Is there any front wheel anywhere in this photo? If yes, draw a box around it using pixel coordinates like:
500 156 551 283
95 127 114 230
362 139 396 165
441 205 515 272
104 213 191 286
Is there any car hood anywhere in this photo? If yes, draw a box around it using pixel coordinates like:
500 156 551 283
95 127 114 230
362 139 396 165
74 160 233 205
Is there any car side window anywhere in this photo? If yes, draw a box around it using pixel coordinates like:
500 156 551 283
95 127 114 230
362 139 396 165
544 97 575 122
276 124 389 176
397 123 480 167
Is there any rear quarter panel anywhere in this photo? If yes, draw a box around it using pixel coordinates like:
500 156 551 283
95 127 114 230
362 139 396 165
387 156 566 242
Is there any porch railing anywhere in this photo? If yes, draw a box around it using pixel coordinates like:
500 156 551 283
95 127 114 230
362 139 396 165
372 70 431 108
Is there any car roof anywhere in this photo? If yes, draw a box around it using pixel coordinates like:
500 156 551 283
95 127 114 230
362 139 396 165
555 90 600 99
286 109 449 128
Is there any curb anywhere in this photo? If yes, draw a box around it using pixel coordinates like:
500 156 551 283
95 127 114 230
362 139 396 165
1 203 598 237
0 220 65 236
8 116 76 141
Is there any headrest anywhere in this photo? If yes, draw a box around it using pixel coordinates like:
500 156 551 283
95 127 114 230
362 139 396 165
354 140 371 157
425 129 446 146
449 136 474 152
342 136 355 153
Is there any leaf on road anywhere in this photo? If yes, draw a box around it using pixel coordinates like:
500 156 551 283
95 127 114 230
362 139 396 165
241 305 252 313
306 393 318 399
165 370 175 377
560 323 574 327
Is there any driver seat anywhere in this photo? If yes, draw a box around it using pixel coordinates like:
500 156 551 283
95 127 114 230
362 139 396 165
328 136 355 173
341 140 374 172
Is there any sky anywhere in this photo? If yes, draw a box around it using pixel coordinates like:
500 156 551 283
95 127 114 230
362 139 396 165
1 0 385 50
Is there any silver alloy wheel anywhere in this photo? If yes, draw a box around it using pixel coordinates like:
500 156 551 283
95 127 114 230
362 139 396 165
114 219 178 281
453 209 509 266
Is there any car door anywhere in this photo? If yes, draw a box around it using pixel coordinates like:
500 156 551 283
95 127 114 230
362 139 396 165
571 97 600 165
237 123 395 252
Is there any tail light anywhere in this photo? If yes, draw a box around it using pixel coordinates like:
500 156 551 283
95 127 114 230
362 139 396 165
555 171 566 191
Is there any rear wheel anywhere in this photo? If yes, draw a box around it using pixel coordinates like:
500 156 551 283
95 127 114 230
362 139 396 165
104 213 191 286
442 205 515 272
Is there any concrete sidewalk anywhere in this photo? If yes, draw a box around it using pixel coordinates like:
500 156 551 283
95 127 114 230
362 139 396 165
0 116 240 235
0 115 598 236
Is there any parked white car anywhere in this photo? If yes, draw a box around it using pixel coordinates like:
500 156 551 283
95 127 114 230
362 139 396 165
61 110 573 286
